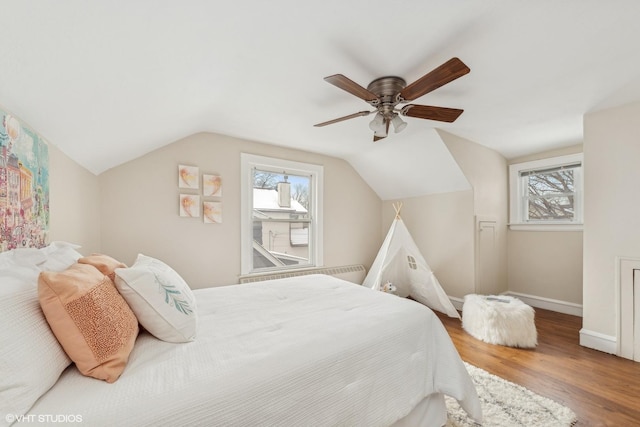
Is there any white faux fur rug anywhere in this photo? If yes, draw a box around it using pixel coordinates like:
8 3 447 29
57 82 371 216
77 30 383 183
446 363 577 427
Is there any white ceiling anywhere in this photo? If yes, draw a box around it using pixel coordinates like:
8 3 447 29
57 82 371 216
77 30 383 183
1 1 640 200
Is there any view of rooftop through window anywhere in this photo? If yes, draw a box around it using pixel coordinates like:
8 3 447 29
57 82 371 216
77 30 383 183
251 169 311 270
252 170 310 210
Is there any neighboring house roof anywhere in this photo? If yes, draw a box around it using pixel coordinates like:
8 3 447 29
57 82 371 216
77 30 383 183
253 188 307 213
252 240 285 268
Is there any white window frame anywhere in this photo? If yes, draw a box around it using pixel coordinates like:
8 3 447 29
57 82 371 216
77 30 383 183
240 153 323 275
509 153 583 231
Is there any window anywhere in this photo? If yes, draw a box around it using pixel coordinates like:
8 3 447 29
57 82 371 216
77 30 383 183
407 255 417 270
509 153 583 231
241 153 323 275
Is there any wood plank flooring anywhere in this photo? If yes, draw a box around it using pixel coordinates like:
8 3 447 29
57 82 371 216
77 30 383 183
435 308 640 426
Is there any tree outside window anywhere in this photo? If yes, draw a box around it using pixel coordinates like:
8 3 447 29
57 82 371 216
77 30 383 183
509 153 583 230
525 167 576 221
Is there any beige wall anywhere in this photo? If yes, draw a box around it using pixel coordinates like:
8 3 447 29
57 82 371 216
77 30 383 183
440 130 509 295
382 191 475 299
508 144 583 165
48 144 101 254
98 132 382 289
378 132 507 300
507 231 583 303
44 126 586 311
506 144 584 305
583 102 640 337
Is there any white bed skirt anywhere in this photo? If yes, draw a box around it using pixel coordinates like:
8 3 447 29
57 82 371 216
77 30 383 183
391 393 447 427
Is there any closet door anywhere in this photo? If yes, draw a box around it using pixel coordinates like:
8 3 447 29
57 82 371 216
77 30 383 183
635 269 640 362
618 259 640 361
476 218 498 295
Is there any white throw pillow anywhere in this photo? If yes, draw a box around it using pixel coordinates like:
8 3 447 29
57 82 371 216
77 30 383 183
0 248 46 267
114 254 197 343
0 266 72 425
37 241 83 271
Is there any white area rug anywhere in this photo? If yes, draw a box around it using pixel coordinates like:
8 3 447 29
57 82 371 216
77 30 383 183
446 363 577 427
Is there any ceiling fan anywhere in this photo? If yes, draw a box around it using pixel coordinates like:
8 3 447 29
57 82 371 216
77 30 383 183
314 57 470 141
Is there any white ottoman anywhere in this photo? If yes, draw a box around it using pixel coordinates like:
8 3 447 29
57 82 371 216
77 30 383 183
462 294 537 348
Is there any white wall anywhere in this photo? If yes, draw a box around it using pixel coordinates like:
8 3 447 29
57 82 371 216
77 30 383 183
507 231 583 303
440 130 509 295
42 124 585 314
379 131 508 300
583 101 640 343
382 191 475 299
506 144 584 305
48 144 101 254
98 132 382 288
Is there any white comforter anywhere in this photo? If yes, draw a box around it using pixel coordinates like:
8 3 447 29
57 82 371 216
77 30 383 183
26 275 481 426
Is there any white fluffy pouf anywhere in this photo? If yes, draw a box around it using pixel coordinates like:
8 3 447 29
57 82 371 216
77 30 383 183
462 294 537 348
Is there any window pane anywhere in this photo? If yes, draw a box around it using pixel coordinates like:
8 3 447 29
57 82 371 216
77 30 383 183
289 222 308 247
525 168 576 221
527 169 574 196
509 154 583 228
251 169 311 270
251 220 310 268
528 196 574 220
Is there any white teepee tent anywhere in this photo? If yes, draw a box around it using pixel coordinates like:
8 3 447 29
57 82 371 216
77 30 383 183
363 203 460 318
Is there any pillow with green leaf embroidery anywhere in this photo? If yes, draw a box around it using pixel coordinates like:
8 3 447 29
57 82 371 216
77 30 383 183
114 254 197 343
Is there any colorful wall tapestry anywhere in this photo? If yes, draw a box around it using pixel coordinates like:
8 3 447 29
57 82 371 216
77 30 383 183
0 108 49 252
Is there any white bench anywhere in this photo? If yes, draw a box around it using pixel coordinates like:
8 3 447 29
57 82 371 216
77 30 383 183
462 294 537 348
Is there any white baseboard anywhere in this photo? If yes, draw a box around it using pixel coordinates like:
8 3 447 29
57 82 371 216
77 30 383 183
449 293 582 316
450 296 464 312
503 291 583 317
579 328 617 354
450 292 618 355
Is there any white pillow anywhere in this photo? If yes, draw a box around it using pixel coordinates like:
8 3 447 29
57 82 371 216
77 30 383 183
0 242 81 272
37 241 83 271
1 248 47 267
114 254 197 343
0 266 72 425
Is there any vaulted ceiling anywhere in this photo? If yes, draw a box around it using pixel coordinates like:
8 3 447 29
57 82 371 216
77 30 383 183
1 1 640 199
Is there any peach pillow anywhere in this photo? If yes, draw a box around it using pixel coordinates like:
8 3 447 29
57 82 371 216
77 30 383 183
78 253 127 281
38 263 139 383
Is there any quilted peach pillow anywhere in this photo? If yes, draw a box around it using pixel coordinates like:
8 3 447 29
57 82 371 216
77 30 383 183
78 253 126 281
38 263 139 383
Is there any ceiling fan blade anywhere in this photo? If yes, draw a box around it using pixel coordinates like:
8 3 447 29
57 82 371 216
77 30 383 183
324 74 379 103
373 134 387 142
401 104 464 123
399 57 470 101
314 110 372 127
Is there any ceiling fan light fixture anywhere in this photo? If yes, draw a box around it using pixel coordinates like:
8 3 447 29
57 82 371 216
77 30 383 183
369 112 385 132
391 115 407 133
373 127 387 139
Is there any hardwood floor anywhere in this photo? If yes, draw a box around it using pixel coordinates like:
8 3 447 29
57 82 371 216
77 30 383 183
436 308 640 426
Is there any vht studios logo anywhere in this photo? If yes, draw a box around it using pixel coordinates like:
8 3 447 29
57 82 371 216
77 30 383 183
5 414 83 424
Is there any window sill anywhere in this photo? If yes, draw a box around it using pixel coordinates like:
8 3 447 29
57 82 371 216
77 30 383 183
509 223 583 232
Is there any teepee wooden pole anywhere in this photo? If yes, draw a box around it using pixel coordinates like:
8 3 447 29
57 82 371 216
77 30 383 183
393 202 403 219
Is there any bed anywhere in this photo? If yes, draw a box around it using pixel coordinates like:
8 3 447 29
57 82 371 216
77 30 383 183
1 244 481 427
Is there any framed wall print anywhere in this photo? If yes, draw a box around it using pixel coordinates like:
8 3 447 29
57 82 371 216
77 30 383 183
203 174 222 197
179 194 200 217
203 201 222 223
178 165 199 189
